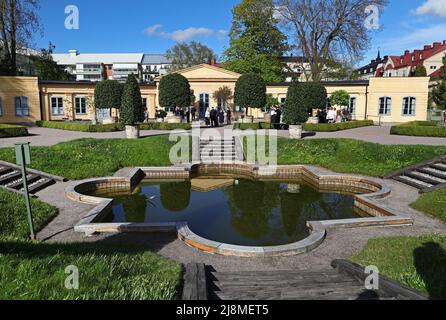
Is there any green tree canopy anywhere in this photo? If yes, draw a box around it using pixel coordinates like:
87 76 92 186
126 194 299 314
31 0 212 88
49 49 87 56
413 65 428 77
234 73 266 112
167 42 216 71
120 74 144 125
284 82 327 124
432 61 446 110
222 0 288 82
159 73 191 110
32 43 70 80
94 80 124 110
330 90 350 107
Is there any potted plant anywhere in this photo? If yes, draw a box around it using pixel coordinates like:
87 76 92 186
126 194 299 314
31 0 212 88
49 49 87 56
283 82 327 139
159 73 191 124
155 109 167 122
120 74 145 139
94 80 123 124
234 73 266 124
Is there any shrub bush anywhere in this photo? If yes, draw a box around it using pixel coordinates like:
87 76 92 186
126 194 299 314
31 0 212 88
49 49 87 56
391 121 446 137
36 121 123 132
234 73 266 114
158 73 191 111
0 124 29 138
139 123 192 130
304 120 374 132
120 74 144 125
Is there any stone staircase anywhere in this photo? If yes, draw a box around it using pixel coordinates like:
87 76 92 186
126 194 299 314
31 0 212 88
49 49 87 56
200 137 237 164
384 156 446 193
0 163 57 194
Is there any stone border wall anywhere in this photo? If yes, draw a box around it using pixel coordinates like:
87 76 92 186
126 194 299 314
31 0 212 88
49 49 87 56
68 164 414 257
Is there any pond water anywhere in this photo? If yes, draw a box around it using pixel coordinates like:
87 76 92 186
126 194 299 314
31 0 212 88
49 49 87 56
91 178 367 247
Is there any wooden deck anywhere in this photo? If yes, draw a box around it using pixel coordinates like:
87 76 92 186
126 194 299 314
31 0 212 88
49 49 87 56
182 261 428 301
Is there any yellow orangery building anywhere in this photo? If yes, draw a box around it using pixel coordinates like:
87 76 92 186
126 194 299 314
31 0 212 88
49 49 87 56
0 64 430 125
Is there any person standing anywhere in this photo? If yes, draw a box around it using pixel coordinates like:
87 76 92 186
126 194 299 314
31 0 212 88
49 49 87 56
191 107 196 121
227 108 232 126
210 107 217 127
275 107 282 124
218 108 225 126
205 108 211 127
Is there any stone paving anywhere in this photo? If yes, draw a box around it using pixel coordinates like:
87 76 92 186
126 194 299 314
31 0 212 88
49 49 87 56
35 165 446 272
2 124 446 148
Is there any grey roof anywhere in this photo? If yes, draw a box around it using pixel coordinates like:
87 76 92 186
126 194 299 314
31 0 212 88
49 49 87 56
142 54 172 64
52 52 144 65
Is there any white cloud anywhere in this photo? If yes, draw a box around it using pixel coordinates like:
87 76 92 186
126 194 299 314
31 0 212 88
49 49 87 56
415 0 446 18
377 23 446 53
144 24 227 42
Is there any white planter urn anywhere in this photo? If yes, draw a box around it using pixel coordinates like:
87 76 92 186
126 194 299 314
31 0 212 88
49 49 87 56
156 118 164 123
289 124 303 140
125 125 140 139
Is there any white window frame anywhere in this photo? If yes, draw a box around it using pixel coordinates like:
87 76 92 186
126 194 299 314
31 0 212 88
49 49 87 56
51 96 64 115
402 97 416 116
378 97 392 116
15 96 29 116
348 97 357 114
75 96 87 115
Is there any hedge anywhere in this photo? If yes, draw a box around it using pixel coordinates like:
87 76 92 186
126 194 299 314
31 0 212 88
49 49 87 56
303 120 374 132
391 121 446 137
139 123 192 130
36 121 123 132
0 124 29 138
233 120 373 132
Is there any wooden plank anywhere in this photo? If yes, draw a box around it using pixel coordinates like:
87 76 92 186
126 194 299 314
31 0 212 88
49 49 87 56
182 263 208 300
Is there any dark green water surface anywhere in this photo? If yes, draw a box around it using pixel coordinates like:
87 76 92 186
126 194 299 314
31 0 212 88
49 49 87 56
92 179 365 246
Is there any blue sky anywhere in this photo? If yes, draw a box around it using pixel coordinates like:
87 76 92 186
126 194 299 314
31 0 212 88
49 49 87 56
35 0 446 66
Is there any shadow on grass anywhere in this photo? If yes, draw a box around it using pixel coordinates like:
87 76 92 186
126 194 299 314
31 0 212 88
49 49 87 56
414 241 446 299
0 231 178 258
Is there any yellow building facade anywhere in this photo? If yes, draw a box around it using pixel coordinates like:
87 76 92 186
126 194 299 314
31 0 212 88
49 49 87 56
0 64 430 125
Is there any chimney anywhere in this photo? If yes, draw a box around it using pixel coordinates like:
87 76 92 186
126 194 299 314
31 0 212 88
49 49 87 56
404 50 410 55
68 50 78 57
433 42 441 48
424 45 432 50
443 40 446 45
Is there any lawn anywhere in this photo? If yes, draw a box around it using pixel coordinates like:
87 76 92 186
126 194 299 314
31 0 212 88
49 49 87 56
411 189 446 223
244 137 446 177
391 121 446 137
0 188 58 240
0 136 181 180
0 187 182 300
352 235 446 299
0 240 182 300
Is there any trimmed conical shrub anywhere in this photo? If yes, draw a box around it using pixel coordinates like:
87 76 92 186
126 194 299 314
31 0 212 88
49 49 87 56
120 74 144 125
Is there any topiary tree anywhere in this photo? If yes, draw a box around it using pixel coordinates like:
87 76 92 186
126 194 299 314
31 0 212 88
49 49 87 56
120 74 144 125
94 80 123 111
234 73 266 115
413 65 427 77
159 73 191 112
283 82 327 125
330 90 350 107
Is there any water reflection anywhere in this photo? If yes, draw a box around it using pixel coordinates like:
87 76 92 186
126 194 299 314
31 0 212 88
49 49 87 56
91 178 364 246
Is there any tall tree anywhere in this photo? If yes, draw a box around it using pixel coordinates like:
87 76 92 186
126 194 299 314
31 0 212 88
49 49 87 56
432 60 446 110
32 42 70 80
222 0 288 82
234 73 266 115
276 0 388 81
0 0 41 75
167 41 216 71
120 74 145 125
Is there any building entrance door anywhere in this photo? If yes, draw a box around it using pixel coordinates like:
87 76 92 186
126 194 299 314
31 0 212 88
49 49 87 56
199 93 209 119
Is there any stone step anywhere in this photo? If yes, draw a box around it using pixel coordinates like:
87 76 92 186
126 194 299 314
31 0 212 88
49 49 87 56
0 171 22 185
418 167 446 180
27 178 56 194
406 171 443 185
394 175 433 189
7 175 41 190
0 167 13 176
430 163 446 172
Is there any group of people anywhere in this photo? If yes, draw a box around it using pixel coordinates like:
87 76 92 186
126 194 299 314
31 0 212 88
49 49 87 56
317 107 351 124
270 107 283 124
204 107 232 127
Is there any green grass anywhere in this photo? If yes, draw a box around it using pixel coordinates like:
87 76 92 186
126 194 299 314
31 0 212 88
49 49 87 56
411 189 446 223
0 240 182 300
0 136 179 180
352 235 446 299
0 124 29 138
244 137 446 177
36 121 123 132
0 188 58 240
391 121 446 137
